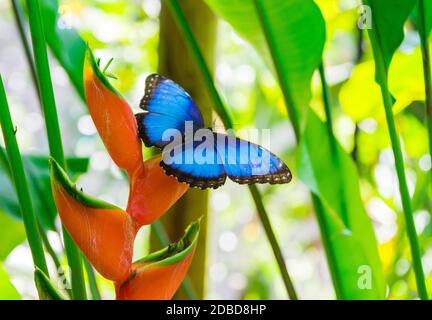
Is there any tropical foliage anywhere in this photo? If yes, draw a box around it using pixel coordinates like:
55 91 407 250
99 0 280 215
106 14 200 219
0 0 431 300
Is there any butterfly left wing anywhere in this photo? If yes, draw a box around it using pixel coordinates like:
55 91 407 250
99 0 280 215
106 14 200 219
214 133 292 185
136 74 204 148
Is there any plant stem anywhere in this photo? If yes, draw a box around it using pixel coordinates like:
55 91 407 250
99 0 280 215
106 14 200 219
83 258 101 300
367 23 428 300
163 0 233 130
10 0 41 103
0 76 49 277
37 222 61 271
164 0 298 299
26 0 86 300
318 64 350 228
249 185 298 299
418 0 432 192
253 0 343 299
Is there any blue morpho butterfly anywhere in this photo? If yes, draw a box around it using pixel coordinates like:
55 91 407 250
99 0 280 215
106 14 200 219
135 74 292 189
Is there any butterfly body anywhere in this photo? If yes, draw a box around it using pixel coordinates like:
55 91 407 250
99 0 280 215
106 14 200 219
136 74 292 189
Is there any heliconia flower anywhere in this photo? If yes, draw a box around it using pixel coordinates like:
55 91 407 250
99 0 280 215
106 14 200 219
116 219 200 300
49 158 137 282
83 47 188 225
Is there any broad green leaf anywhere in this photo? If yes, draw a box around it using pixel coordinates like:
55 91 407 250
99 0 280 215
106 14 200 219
0 151 89 230
298 112 386 299
340 48 425 122
362 0 417 84
0 263 21 300
35 268 65 300
39 0 87 98
206 0 325 121
0 212 26 261
206 0 385 299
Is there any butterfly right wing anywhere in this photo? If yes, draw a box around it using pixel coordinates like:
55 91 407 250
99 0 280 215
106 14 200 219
214 133 292 185
136 74 205 148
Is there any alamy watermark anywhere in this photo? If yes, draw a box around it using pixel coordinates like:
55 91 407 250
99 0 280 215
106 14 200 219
160 121 273 175
357 265 372 290
358 5 372 30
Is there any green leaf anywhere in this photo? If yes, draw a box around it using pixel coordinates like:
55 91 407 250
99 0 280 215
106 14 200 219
362 0 418 85
0 263 21 300
35 268 65 300
0 212 26 261
206 0 385 299
340 48 426 122
206 0 325 123
297 112 386 299
38 0 87 99
0 150 89 230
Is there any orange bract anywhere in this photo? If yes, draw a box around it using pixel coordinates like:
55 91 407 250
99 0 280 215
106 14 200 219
50 160 138 283
116 250 195 300
83 51 142 176
127 155 189 225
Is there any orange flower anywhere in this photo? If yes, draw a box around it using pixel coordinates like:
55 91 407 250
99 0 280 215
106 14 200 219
116 220 200 300
83 48 188 226
50 159 137 282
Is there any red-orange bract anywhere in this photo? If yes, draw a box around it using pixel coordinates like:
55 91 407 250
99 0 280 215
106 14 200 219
50 158 137 283
116 221 200 300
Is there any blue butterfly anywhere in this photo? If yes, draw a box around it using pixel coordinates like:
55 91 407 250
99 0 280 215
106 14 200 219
135 74 292 189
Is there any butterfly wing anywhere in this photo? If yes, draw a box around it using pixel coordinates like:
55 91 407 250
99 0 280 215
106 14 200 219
160 136 226 189
215 133 292 185
136 74 204 148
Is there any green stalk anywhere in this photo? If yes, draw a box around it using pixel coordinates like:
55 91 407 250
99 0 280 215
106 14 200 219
248 185 298 299
83 258 101 300
26 0 86 300
367 23 428 300
0 76 49 277
418 0 432 191
163 0 233 129
318 64 349 228
164 0 298 299
10 0 40 102
253 0 342 298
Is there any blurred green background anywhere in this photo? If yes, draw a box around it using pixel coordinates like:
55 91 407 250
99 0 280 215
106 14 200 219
0 0 431 300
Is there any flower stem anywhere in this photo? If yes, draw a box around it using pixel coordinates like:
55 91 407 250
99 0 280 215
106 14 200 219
0 76 49 277
26 0 86 300
164 0 298 299
367 21 428 299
